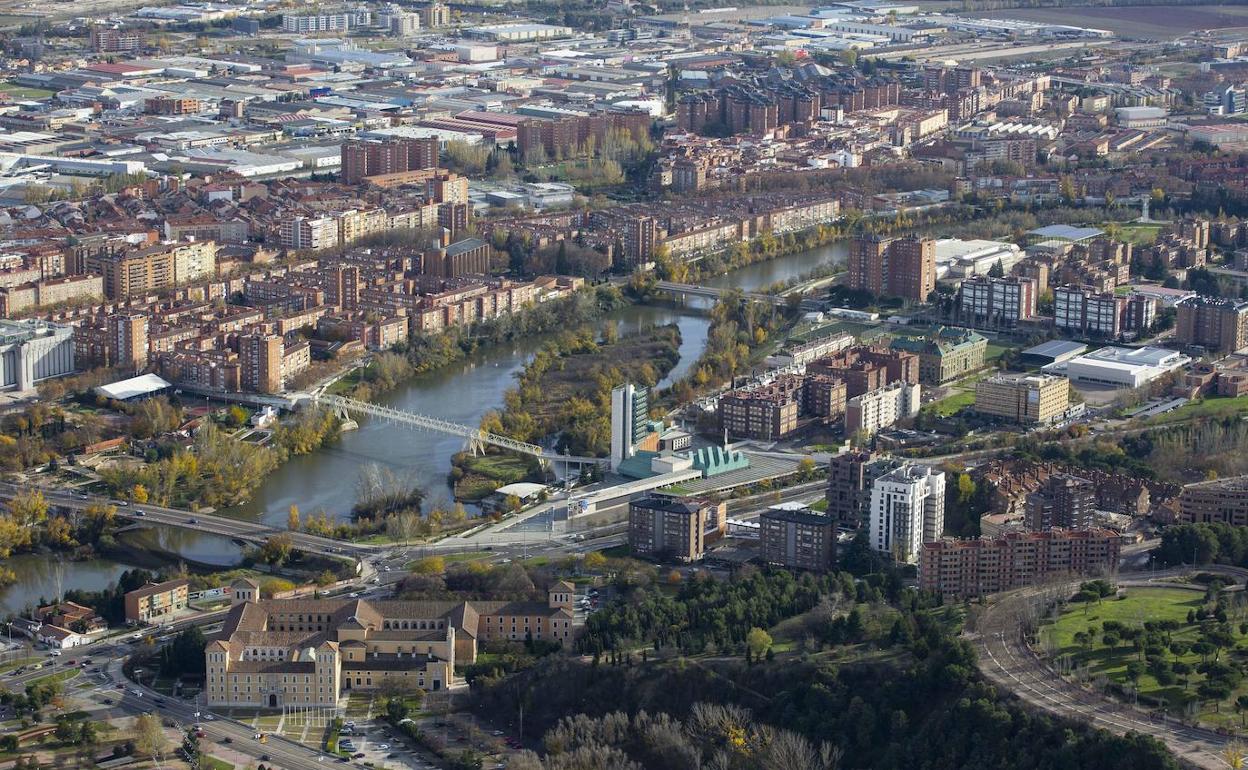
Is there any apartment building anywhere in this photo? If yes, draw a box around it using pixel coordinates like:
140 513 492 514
957 275 1038 326
845 381 921 437
975 373 1069 425
206 579 577 708
1176 295 1248 353
869 464 945 564
826 450 899 528
808 345 918 397
718 374 846 440
759 505 835 572
124 578 190 624
628 495 713 562
240 332 282 393
281 9 371 33
846 235 936 302
1178 475 1248 525
1025 473 1096 531
281 217 341 252
919 529 1122 599
516 111 651 159
341 137 439 185
90 26 144 53
108 313 149 372
1054 284 1124 338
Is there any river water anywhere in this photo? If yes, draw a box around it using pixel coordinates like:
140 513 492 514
0 240 846 613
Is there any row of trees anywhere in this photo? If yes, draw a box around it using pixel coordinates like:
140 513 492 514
0 489 118 560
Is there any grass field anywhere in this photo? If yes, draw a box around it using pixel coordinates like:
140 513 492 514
1148 394 1248 424
0 82 54 99
925 390 976 418
201 756 235 770
1044 586 1248 728
984 342 1013 362
1113 222 1166 246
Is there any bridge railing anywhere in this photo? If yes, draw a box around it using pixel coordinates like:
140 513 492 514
313 393 546 457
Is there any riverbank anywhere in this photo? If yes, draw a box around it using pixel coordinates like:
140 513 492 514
451 323 682 500
223 240 850 528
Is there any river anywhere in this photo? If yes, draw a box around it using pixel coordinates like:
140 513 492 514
222 239 848 528
0 239 849 613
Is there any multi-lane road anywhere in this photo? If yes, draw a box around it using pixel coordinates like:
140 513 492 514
972 567 1248 770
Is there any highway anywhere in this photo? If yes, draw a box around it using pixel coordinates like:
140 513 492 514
971 567 1248 770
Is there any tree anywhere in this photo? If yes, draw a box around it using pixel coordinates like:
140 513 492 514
583 552 607 571
412 556 445 575
287 504 301 532
131 484 149 504
7 488 48 527
746 627 773 661
135 713 169 768
257 533 293 566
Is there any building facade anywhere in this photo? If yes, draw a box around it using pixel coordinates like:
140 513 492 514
869 464 945 564
628 495 712 562
1176 295 1248 353
919 529 1121 599
975 373 1070 425
206 580 576 708
124 578 190 624
759 505 835 572
1025 473 1096 531
0 320 75 393
845 381 921 436
1178 476 1248 525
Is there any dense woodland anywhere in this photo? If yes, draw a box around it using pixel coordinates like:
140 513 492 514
473 568 1178 770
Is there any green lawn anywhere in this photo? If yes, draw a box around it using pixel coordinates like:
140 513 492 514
1109 222 1165 246
1147 394 1248 424
0 82 54 99
28 668 79 687
924 390 976 418
810 498 829 512
1044 586 1248 728
463 454 536 483
0 657 39 674
201 756 235 770
984 342 1014 363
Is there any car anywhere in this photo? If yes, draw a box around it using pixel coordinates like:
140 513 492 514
387 754 399 759
352 753 365 759
349 592 360 598
48 651 62 656
377 744 389 751
102 698 114 705
154 699 166 706
260 755 271 762
337 758 349 763
204 715 214 721
188 517 198 524
134 510 146 517
222 737 232 744
67 660 76 666
132 689 142 697
491 730 505 737
116 501 128 507
81 659 91 665
383 566 391 572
